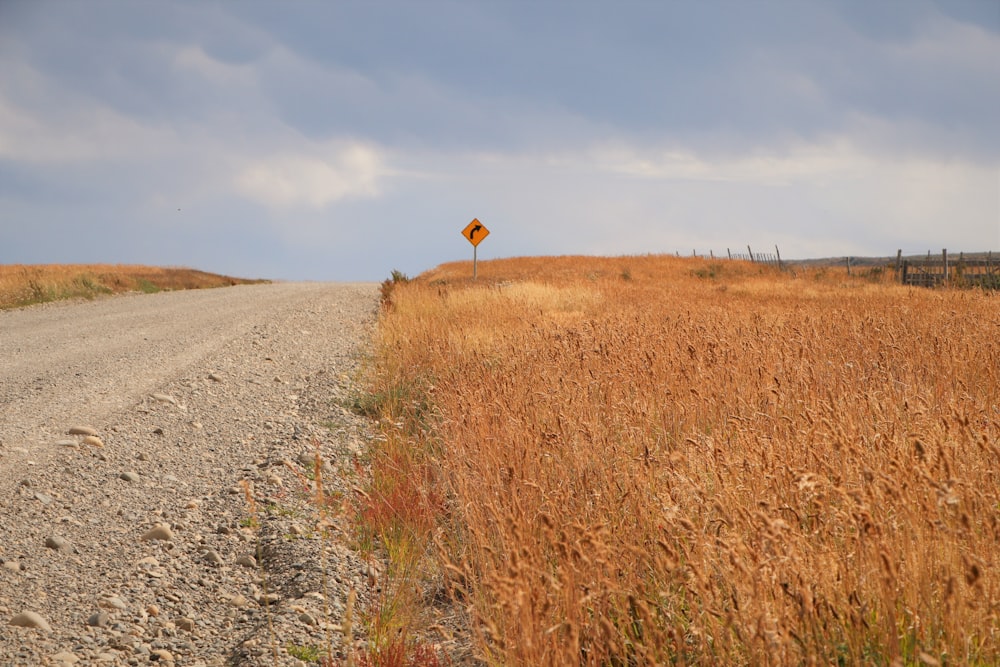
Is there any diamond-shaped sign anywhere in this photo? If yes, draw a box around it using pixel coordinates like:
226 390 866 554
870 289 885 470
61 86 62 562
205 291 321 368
461 218 490 247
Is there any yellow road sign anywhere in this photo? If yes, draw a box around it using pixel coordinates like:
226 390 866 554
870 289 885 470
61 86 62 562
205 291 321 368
461 218 490 247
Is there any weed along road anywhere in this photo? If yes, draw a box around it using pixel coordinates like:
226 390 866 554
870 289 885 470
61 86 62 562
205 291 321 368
0 282 381 665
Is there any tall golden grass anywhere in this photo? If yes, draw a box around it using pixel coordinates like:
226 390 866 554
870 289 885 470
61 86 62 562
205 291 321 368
0 264 267 309
365 255 998 665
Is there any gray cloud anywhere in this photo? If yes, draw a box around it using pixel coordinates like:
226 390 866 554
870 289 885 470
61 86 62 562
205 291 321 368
0 0 996 280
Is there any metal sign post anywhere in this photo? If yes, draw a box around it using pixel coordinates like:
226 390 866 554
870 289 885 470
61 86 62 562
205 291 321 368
460 218 490 279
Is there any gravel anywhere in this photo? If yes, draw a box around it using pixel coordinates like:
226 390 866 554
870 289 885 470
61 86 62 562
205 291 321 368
0 282 383 665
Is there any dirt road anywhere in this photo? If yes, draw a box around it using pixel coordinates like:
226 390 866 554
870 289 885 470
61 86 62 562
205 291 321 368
0 283 380 665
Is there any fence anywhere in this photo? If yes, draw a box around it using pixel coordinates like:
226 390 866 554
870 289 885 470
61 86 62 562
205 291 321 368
726 246 782 269
898 250 998 289
680 246 783 269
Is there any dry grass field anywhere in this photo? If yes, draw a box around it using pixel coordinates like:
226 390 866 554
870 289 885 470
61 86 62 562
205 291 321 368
0 264 267 309
362 255 998 665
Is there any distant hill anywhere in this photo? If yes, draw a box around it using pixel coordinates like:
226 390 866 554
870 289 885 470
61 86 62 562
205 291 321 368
785 251 997 268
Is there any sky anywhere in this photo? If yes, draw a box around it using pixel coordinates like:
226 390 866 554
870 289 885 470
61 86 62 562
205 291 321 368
1 1 998 282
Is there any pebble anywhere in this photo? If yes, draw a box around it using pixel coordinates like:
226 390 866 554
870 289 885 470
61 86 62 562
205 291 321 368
202 549 223 565
151 648 175 663
82 435 104 448
101 596 127 611
120 471 141 483
151 393 177 405
235 554 257 568
44 535 71 551
9 610 52 631
50 650 80 664
68 426 99 436
87 611 110 627
140 525 174 542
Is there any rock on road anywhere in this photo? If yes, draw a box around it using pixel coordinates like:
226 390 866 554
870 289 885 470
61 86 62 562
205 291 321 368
0 282 381 665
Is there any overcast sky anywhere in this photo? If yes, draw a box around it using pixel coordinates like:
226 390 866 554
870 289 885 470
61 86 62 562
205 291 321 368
1 1 998 281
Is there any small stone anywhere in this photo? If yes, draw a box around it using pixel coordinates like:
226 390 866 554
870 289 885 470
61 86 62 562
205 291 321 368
146 604 160 617
120 471 141 483
151 393 177 405
137 452 149 461
101 596 127 610
228 594 249 608
68 426 98 436
87 611 110 627
152 427 164 435
176 617 195 632
235 554 257 568
82 435 104 448
34 492 54 505
56 439 80 449
51 650 80 664
9 610 52 631
2 560 23 572
208 373 223 382
45 535 71 551
298 612 317 626
151 648 174 662
141 525 174 542
202 550 223 566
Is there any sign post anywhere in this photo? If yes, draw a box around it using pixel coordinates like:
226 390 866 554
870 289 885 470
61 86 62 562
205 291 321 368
460 218 490 279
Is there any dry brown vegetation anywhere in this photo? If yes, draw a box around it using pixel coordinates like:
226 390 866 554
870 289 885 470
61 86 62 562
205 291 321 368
0 264 267 309
363 255 998 665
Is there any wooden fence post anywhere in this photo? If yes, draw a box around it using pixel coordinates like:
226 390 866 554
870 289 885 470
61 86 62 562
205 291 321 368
846 256 851 276
943 248 948 286
895 249 902 278
747 245 754 263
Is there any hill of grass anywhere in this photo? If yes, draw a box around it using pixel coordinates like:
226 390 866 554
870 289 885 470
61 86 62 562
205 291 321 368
0 264 268 310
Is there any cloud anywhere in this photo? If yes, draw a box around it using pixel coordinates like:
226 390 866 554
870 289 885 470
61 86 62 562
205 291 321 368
233 142 386 209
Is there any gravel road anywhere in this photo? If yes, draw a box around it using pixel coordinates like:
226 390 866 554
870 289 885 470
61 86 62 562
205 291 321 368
0 283 382 665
